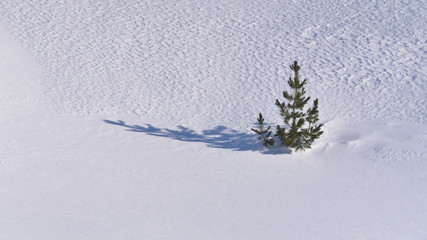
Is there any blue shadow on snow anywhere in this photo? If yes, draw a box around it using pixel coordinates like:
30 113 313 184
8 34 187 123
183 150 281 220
103 120 290 154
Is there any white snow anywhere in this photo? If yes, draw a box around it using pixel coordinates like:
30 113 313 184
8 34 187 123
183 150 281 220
0 0 426 239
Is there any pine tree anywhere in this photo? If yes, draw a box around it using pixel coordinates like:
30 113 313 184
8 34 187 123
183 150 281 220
275 61 323 151
251 113 274 147
303 99 323 148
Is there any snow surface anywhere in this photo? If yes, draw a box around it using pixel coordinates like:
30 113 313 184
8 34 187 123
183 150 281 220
0 0 426 239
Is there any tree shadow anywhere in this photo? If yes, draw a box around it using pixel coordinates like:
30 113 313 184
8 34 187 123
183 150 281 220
103 120 290 155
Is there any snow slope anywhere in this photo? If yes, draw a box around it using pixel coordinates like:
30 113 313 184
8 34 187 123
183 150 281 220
0 0 426 239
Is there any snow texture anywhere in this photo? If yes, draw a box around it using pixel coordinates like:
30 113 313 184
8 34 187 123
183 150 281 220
0 0 426 239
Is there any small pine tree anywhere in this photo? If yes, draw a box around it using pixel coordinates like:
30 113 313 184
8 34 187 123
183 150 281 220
275 61 323 151
303 99 323 148
251 113 274 147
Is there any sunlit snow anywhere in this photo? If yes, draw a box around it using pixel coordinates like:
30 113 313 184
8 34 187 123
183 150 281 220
0 1 426 239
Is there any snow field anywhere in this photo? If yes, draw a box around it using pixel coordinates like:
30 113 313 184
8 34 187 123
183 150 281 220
0 0 426 239
0 0 425 129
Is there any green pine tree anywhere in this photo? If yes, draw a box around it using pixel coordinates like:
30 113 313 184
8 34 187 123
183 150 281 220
303 99 323 148
251 113 274 147
275 61 323 151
